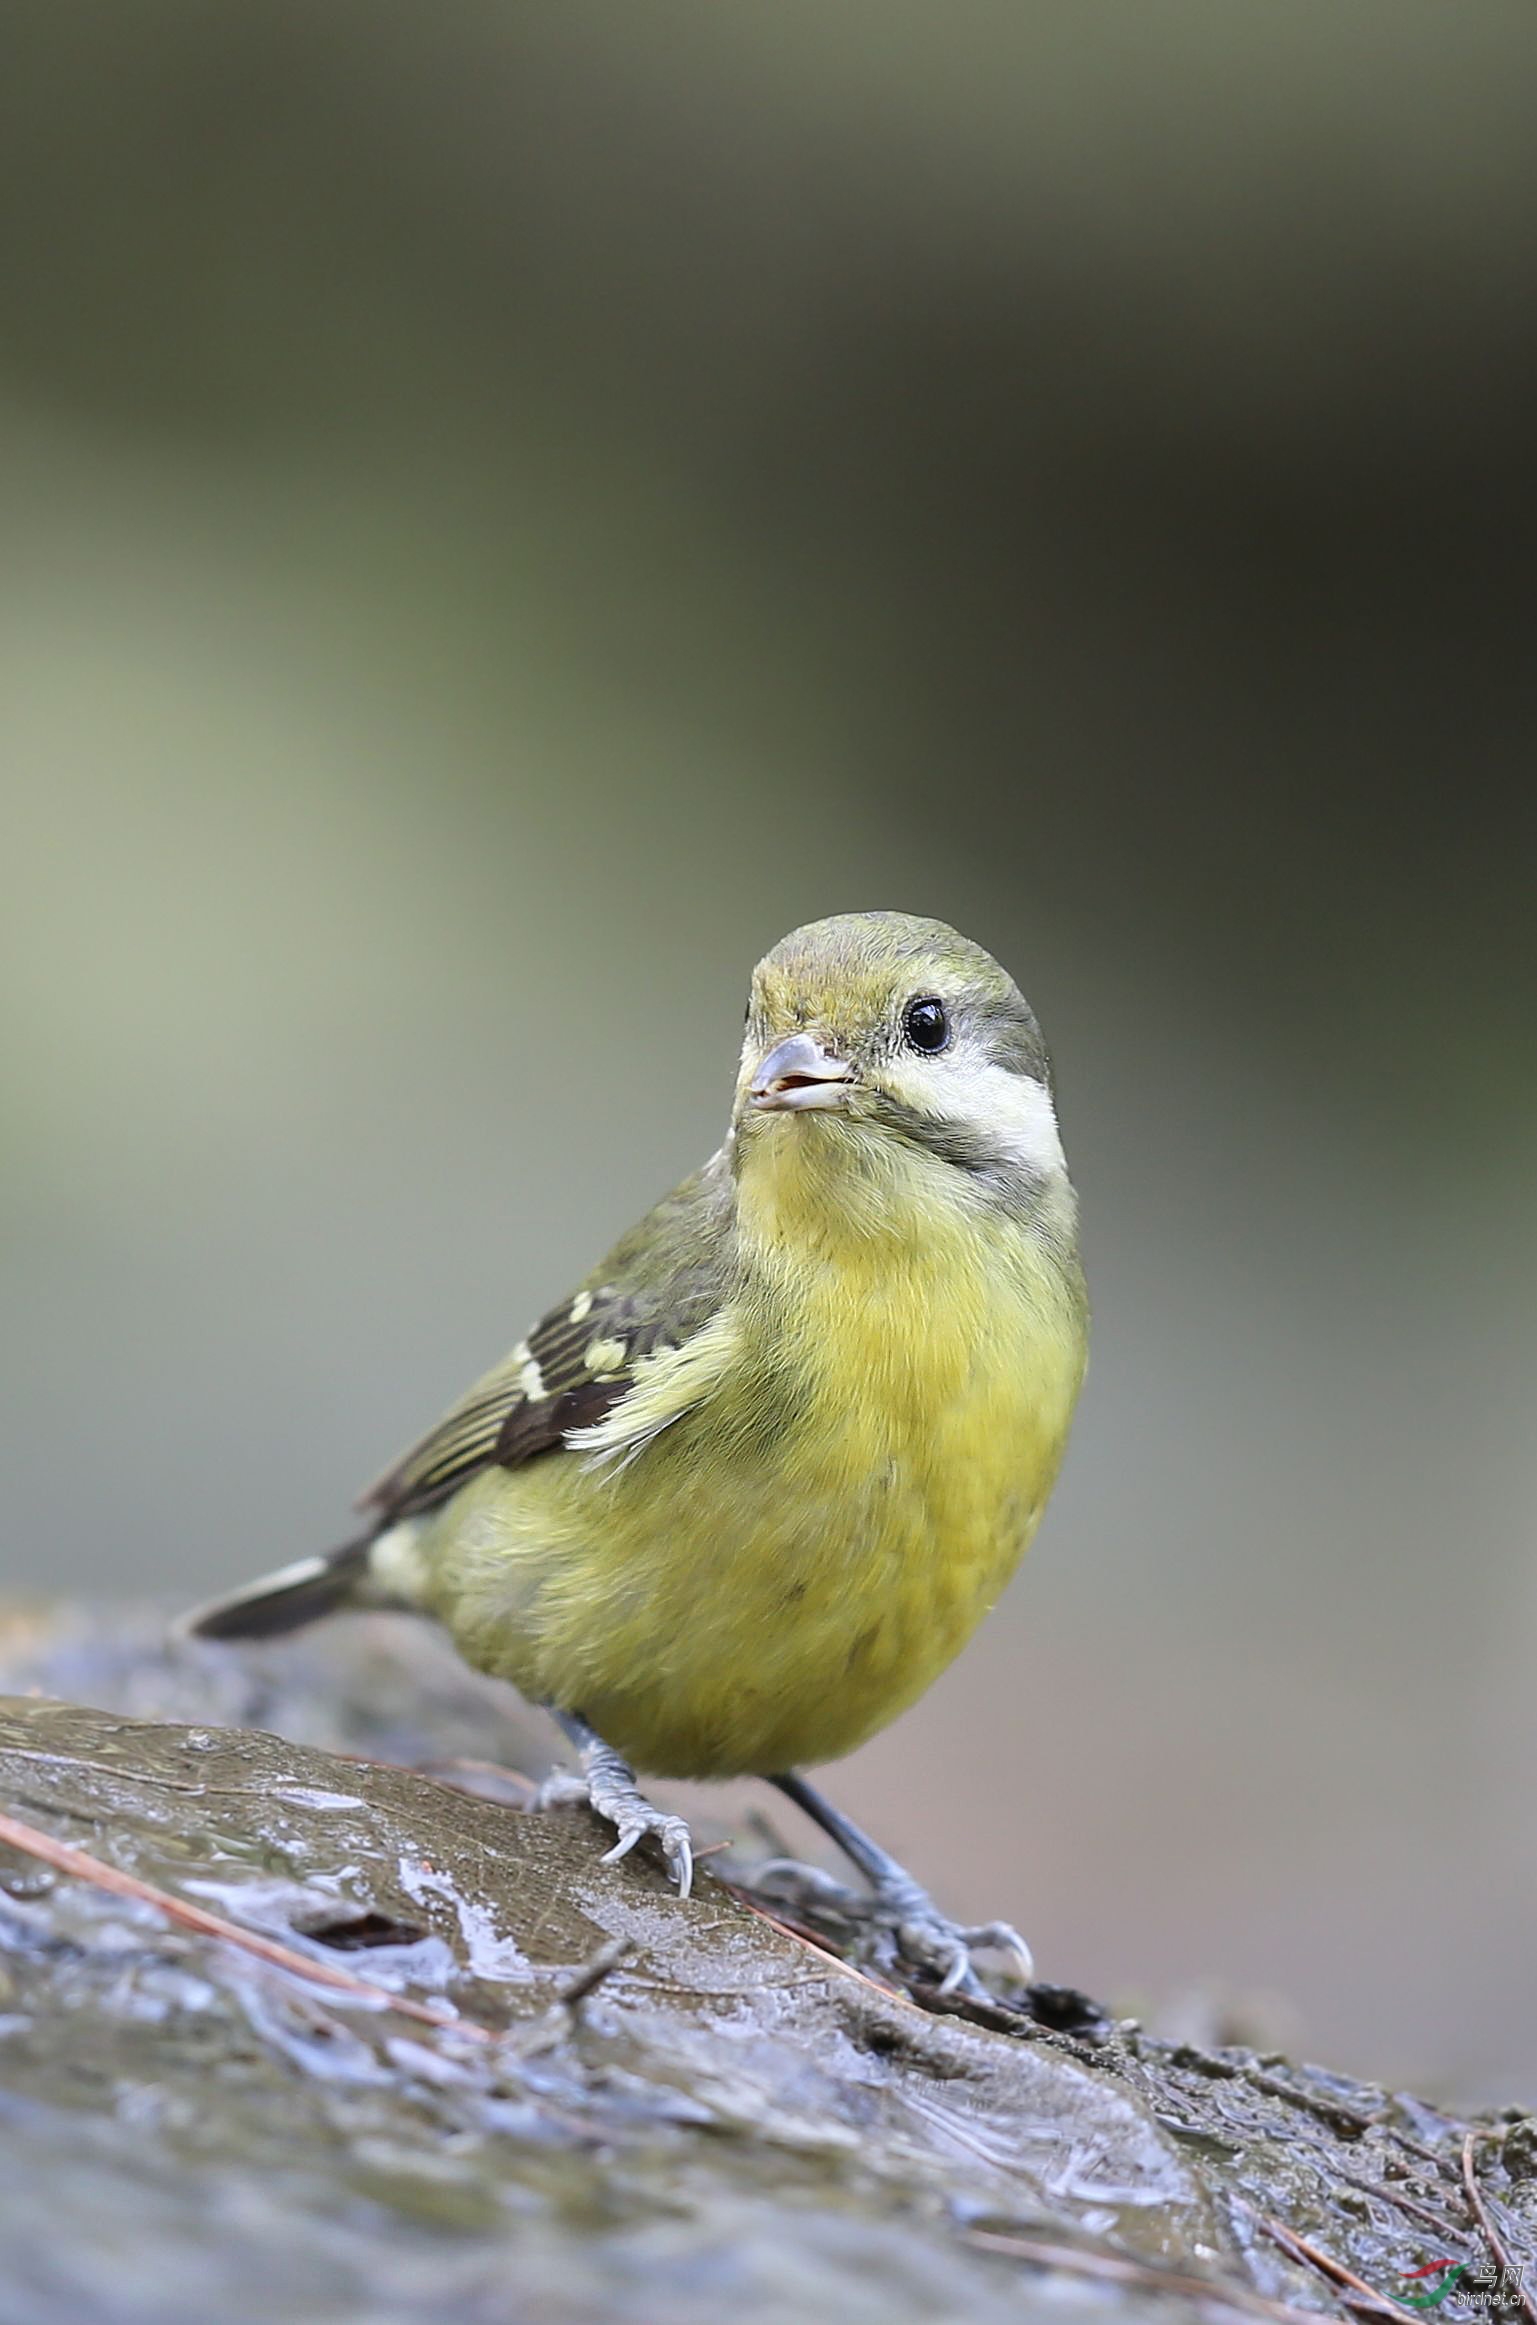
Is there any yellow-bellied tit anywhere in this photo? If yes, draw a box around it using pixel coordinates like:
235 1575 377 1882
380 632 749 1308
185 912 1088 1995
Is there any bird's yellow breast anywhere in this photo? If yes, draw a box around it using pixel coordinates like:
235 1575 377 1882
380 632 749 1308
423 1133 1086 1778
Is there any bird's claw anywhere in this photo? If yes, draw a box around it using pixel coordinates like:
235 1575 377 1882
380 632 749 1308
536 1760 695 1898
599 1814 694 1897
885 1908 1035 1999
751 1857 866 1911
744 1857 1033 1999
532 1769 592 1813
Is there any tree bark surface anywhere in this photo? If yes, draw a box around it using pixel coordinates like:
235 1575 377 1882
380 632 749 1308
0 1603 1531 2325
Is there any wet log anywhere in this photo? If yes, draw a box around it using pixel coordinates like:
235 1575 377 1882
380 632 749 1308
0 1604 1531 2325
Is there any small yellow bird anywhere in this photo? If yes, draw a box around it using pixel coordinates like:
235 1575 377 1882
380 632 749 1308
187 912 1088 1993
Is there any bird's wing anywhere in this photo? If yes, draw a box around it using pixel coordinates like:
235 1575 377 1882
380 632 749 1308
358 1151 737 1527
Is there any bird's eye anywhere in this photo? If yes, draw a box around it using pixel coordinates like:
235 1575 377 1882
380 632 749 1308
901 996 950 1054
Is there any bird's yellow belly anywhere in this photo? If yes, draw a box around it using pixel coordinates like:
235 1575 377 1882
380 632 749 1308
425 1238 1084 1778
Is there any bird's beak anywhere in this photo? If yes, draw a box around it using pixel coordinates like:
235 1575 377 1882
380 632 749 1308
749 1031 855 1112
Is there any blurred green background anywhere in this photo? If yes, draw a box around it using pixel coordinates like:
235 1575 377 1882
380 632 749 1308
3 3 1535 2097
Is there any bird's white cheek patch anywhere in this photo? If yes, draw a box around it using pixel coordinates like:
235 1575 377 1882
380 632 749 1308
971 1065 1067 1177
889 1052 1067 1178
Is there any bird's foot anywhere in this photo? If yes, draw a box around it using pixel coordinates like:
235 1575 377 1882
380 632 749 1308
534 1749 694 1899
868 1868 1034 1998
751 1858 1032 2000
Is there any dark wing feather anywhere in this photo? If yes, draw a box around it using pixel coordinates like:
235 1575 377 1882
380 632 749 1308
359 1152 735 1529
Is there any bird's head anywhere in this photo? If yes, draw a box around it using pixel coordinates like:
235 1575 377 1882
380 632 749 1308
731 912 1071 1233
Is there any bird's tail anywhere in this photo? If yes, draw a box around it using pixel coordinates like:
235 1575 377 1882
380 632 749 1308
177 1536 377 1642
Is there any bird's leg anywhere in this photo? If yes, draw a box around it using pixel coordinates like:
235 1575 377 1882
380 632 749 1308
765 1773 1032 2000
536 1709 694 1898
